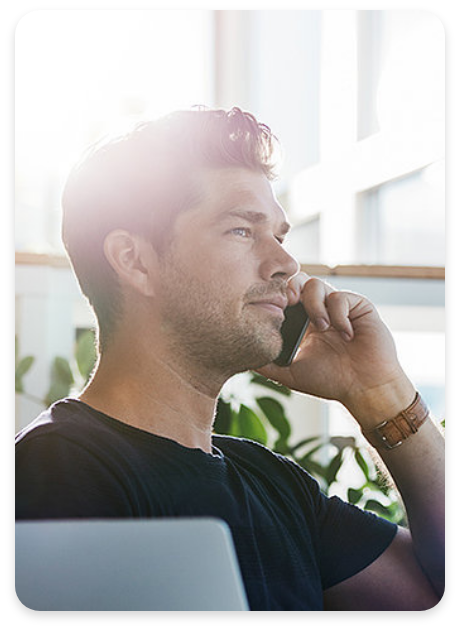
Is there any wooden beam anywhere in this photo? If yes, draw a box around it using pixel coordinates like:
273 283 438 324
15 252 445 281
301 263 445 280
15 252 70 268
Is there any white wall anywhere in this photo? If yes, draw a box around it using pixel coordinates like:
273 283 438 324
15 263 95 432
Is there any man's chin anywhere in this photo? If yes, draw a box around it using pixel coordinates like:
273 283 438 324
242 337 283 371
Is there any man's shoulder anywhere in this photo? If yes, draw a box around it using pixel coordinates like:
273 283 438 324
213 434 273 456
213 434 322 492
15 399 140 520
15 398 114 450
16 399 76 437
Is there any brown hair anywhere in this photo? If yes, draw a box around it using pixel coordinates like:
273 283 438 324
61 107 280 351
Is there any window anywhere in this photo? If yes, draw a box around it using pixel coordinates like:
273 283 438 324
357 162 445 266
289 10 445 268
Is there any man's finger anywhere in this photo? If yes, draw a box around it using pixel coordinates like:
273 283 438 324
299 277 334 331
287 271 310 305
325 291 354 340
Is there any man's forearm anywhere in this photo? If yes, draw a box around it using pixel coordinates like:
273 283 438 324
347 380 445 596
374 418 445 596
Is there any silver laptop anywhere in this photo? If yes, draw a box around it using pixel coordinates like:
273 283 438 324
16 518 249 611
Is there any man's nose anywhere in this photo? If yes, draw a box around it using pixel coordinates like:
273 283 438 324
260 240 300 282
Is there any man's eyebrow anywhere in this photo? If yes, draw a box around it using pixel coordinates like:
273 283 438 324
222 209 292 235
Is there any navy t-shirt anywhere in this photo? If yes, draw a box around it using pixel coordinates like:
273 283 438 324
15 398 397 610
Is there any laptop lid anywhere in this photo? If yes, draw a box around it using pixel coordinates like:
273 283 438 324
16 518 249 611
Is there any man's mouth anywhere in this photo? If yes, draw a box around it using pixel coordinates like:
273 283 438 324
248 295 288 318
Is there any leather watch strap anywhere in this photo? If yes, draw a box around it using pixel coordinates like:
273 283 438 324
363 392 430 450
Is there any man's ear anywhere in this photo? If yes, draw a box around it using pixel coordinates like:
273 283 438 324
103 229 158 297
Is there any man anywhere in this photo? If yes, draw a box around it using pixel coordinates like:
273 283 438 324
16 107 444 610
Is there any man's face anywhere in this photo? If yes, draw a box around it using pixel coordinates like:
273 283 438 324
156 167 300 376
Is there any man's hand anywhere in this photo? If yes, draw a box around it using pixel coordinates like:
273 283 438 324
259 273 416 429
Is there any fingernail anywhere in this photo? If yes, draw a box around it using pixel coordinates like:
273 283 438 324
341 331 352 342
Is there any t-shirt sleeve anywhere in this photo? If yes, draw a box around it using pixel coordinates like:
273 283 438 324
16 434 135 519
271 451 398 591
315 491 398 590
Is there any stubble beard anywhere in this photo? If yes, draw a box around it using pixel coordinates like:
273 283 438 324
158 271 284 378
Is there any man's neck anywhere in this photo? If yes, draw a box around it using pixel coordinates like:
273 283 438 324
79 341 225 454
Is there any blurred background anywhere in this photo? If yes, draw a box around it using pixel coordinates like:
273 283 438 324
15 10 444 500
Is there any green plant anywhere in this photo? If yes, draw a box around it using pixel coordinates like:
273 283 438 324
15 337 35 394
15 330 97 407
44 329 97 405
214 373 407 525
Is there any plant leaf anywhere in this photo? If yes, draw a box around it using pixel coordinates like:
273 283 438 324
45 357 74 405
325 452 343 486
329 436 355 451
364 499 392 517
14 336 35 393
15 356 34 380
354 449 370 480
348 487 364 504
214 398 233 435
250 373 292 396
237 404 268 445
256 397 291 440
75 330 97 382
291 436 321 453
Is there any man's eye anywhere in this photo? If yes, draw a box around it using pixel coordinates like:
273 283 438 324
230 227 252 238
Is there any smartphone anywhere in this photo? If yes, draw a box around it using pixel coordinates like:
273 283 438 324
274 302 310 367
